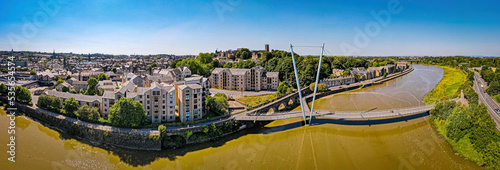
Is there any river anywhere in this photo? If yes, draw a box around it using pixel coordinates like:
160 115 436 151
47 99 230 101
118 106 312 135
1 65 482 169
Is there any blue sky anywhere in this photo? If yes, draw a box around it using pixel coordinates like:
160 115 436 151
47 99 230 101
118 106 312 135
1 0 500 56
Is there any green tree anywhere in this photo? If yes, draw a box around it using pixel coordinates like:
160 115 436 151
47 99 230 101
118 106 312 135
158 125 166 138
69 89 77 94
54 75 61 81
236 48 251 59
198 53 213 64
66 74 71 80
109 98 146 128
445 107 472 141
276 83 289 96
223 62 233 68
112 67 117 73
233 59 255 69
0 83 7 94
487 81 500 96
56 79 64 86
30 70 36 75
63 97 79 117
77 105 100 122
97 73 108 81
79 88 85 94
85 77 98 95
170 59 182 68
15 86 31 103
484 141 500 170
206 93 229 114
62 86 69 92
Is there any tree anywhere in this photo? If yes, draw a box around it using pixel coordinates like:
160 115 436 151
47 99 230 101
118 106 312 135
97 73 108 81
484 141 500 170
77 105 100 122
342 70 350 76
223 62 233 68
236 48 251 59
30 70 36 75
79 88 85 94
62 86 69 92
85 77 98 95
445 107 471 141
63 97 79 117
487 81 500 96
66 75 71 80
69 89 77 94
15 86 31 103
233 59 256 69
170 59 182 68
309 83 328 92
0 83 7 94
109 98 146 128
54 75 61 81
112 67 117 73
207 93 229 114
158 125 166 138
277 83 289 96
56 79 64 86
198 53 213 64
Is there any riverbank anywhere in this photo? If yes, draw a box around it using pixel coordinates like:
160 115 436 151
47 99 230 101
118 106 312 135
424 66 466 104
425 66 500 169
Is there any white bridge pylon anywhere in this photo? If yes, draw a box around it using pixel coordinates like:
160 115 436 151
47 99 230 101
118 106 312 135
289 43 325 126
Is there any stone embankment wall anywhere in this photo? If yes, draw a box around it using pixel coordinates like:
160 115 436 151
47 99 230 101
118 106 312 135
2 97 162 151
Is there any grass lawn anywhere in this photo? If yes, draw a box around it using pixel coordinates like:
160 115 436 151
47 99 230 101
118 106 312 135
424 66 466 104
236 94 277 107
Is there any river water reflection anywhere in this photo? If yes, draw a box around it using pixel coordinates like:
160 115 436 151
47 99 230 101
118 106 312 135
0 65 482 169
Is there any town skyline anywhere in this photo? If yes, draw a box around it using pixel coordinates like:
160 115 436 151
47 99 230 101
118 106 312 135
1 0 500 56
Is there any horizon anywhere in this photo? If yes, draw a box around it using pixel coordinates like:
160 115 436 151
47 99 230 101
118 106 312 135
1 0 500 56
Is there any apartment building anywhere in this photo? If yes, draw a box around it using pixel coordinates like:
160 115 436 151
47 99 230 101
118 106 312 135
210 66 279 91
101 81 176 123
178 84 203 123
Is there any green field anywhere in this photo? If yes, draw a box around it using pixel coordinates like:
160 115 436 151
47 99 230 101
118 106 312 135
236 94 276 107
424 66 466 104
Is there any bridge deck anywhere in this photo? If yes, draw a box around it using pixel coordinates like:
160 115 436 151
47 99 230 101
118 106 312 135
234 105 434 121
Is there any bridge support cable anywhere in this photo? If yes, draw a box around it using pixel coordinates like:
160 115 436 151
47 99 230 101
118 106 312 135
290 43 308 125
309 43 325 125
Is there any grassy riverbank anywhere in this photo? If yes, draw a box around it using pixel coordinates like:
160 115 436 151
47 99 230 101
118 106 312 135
236 94 276 107
424 66 467 104
429 69 500 169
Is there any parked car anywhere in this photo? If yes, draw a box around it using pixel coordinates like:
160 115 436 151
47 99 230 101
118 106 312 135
495 108 500 114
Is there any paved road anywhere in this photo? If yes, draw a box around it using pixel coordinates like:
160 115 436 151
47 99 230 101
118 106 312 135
473 72 500 130
210 88 276 98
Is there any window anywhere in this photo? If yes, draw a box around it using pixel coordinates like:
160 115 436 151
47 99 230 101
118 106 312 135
139 95 142 98
147 95 149 98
